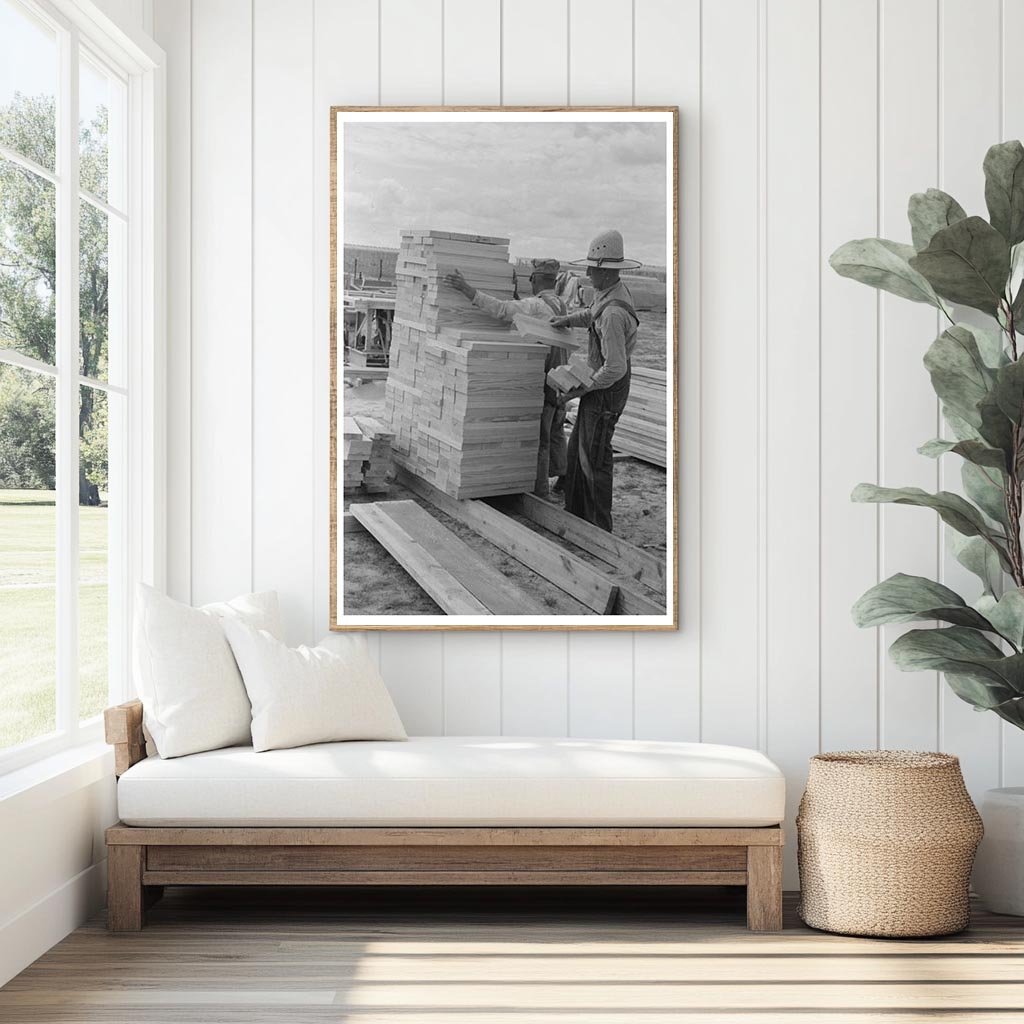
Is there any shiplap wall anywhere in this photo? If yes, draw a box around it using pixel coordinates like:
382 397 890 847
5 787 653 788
152 0 1024 884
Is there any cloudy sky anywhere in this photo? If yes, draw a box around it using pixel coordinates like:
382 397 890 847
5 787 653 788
342 120 669 267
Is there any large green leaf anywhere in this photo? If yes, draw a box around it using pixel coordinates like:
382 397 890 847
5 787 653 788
978 391 1016 458
944 671 1023 714
830 238 943 307
984 140 1024 246
967 321 1011 368
977 589 1024 649
851 483 1009 553
962 461 1009 527
889 626 1024 700
942 406 983 442
923 325 996 427
950 532 1004 596
918 437 1007 470
993 357 1024 423
852 573 994 630
908 188 968 251
909 216 1011 314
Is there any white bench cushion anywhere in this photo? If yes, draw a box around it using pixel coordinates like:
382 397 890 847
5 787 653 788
117 736 785 828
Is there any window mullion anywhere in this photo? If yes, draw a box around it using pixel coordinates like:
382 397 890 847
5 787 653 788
55 24 81 735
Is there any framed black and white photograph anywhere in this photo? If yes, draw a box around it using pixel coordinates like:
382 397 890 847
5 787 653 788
330 108 678 630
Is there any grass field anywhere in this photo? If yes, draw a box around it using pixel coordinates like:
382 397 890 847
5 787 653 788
0 489 108 751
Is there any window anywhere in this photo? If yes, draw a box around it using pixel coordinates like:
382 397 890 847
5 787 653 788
0 0 160 771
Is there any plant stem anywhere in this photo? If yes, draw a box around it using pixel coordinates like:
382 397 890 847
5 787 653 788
1006 307 1024 587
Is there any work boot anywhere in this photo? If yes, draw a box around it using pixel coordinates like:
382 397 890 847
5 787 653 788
552 475 565 495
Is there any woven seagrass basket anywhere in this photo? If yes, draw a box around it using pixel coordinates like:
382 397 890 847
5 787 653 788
797 751 983 938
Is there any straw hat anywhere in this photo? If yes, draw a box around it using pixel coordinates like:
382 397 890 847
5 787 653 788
569 229 643 270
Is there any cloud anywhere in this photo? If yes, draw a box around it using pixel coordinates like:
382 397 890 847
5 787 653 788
341 119 670 265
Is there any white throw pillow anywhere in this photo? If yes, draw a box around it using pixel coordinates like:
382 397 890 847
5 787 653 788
133 584 283 758
223 621 407 752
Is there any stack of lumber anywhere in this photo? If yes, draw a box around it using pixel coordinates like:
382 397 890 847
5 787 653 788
547 352 594 394
341 416 394 495
614 366 668 468
355 416 394 494
385 230 548 499
395 230 516 330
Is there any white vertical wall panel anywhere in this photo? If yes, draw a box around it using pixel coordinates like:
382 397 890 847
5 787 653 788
819 0 879 753
153 0 190 604
764 0 820 882
501 0 568 105
632 0 700 743
189 0 253 605
568 0 632 105
379 633 445 734
877 0 941 751
252 0 316 645
1001 0 1024 787
380 0 443 105
443 0 500 105
444 637 502 734
938 0 1002 796
568 633 634 738
502 633 568 736
698 0 761 750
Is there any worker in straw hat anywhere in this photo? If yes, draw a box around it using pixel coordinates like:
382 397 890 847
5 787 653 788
549 229 641 532
445 259 570 500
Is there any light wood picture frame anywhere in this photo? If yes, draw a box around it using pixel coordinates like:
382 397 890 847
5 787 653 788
330 107 679 631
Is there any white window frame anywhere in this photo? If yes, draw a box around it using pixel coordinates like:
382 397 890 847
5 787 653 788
0 0 164 776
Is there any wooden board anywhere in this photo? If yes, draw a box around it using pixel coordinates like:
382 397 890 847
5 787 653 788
375 499 548 616
106 825 785 847
513 494 666 593
349 502 490 615
15 888 1024 1017
145 844 748 872
397 468 618 614
512 312 583 349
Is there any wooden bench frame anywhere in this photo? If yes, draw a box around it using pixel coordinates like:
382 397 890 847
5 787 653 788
104 700 784 932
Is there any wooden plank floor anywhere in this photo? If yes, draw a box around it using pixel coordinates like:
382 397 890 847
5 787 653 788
3 886 1024 1022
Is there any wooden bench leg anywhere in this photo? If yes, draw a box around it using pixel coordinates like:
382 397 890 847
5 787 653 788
107 845 145 932
746 845 783 931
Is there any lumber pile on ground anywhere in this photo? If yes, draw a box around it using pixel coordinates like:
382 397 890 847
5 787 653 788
349 499 547 615
341 416 394 495
614 366 668 468
385 230 548 499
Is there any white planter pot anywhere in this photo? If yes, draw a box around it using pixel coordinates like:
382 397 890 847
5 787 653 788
973 787 1024 916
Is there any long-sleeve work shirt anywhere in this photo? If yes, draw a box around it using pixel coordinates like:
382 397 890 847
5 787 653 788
560 280 638 390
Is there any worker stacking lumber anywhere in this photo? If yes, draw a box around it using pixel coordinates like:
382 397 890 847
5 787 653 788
511 312 583 350
385 229 549 499
613 366 668 468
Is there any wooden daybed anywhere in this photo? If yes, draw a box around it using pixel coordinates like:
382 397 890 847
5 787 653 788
104 700 785 932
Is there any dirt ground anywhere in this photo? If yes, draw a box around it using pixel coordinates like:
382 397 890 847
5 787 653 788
341 380 668 617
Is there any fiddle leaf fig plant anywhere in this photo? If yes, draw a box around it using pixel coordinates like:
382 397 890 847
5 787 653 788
832 140 1024 731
